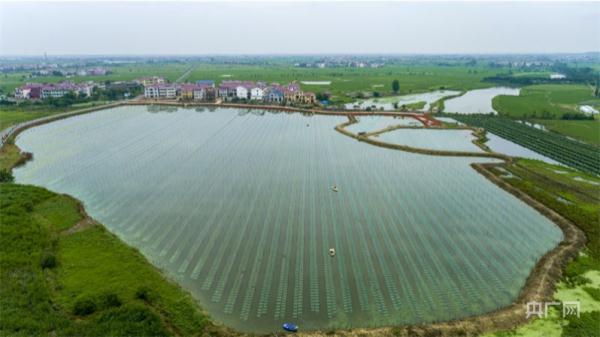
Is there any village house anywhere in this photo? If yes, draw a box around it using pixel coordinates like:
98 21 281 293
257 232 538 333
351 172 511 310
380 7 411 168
284 82 304 103
250 86 264 100
179 84 197 100
196 80 215 87
138 76 165 86
218 81 241 100
301 92 316 104
144 84 177 99
236 85 249 100
14 83 43 99
15 82 97 100
263 87 284 103
193 84 215 101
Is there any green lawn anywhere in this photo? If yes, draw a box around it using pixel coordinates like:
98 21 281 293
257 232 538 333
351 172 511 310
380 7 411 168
0 182 231 336
493 84 600 119
534 119 600 146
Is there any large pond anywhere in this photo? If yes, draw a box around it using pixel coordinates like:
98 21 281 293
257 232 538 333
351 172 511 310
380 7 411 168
14 106 562 333
444 87 520 114
345 90 460 111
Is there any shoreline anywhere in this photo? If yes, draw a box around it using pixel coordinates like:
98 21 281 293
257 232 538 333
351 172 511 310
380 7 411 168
2 100 587 336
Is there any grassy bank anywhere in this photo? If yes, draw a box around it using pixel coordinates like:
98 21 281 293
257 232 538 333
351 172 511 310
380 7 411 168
0 101 112 130
492 84 600 119
0 182 236 337
0 136 236 337
483 159 599 337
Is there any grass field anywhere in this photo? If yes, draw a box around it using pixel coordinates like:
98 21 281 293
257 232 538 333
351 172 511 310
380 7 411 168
533 119 600 146
492 84 600 119
187 64 502 104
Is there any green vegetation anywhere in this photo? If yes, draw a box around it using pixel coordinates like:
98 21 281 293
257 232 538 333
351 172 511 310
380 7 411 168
493 84 600 119
498 159 599 259
0 63 189 94
452 115 600 175
484 159 600 337
392 79 400 94
533 119 600 146
187 64 503 104
0 181 231 336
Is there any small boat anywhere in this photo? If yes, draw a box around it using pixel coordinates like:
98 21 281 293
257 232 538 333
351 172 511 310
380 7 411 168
329 248 336 257
332 185 338 192
283 322 299 332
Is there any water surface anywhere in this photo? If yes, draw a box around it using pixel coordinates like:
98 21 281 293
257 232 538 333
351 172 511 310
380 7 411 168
14 106 562 333
346 90 460 111
444 87 520 114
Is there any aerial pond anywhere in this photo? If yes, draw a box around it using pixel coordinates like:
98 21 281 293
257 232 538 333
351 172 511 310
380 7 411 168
14 106 562 333
444 87 520 114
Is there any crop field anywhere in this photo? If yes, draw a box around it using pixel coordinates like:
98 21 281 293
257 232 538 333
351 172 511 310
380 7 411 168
187 64 501 103
0 63 189 93
492 84 600 119
13 106 563 333
452 115 600 175
533 119 600 146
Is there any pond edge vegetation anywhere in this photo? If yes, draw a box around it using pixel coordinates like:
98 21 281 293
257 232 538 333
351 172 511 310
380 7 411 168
0 100 590 337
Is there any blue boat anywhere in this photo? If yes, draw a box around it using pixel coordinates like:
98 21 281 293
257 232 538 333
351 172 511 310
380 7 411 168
282 322 298 332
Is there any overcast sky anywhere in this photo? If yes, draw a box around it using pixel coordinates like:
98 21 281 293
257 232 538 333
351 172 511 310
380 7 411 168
1 1 598 56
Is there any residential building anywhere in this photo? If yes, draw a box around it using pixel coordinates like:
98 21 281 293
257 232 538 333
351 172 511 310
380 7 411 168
138 76 165 86
196 80 215 87
144 84 177 99
193 84 215 101
180 84 197 100
250 87 264 100
302 92 316 104
236 86 249 100
263 87 284 103
284 83 304 103
218 81 241 100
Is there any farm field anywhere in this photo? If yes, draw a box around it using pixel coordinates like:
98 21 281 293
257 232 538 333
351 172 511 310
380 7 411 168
12 105 563 333
451 115 600 175
533 119 600 146
0 63 189 94
186 64 503 103
492 84 600 119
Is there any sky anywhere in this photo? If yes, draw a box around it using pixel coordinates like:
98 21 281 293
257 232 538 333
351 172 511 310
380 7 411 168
0 1 599 56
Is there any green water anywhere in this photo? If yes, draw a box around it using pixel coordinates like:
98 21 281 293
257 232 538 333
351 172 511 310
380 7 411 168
14 106 563 333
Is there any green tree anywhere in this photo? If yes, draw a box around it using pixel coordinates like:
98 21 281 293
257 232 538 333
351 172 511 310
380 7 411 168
0 169 14 183
392 79 400 94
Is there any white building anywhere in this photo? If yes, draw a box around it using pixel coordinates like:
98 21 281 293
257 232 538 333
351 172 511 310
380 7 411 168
144 86 159 98
144 84 177 99
250 87 264 100
236 86 249 100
